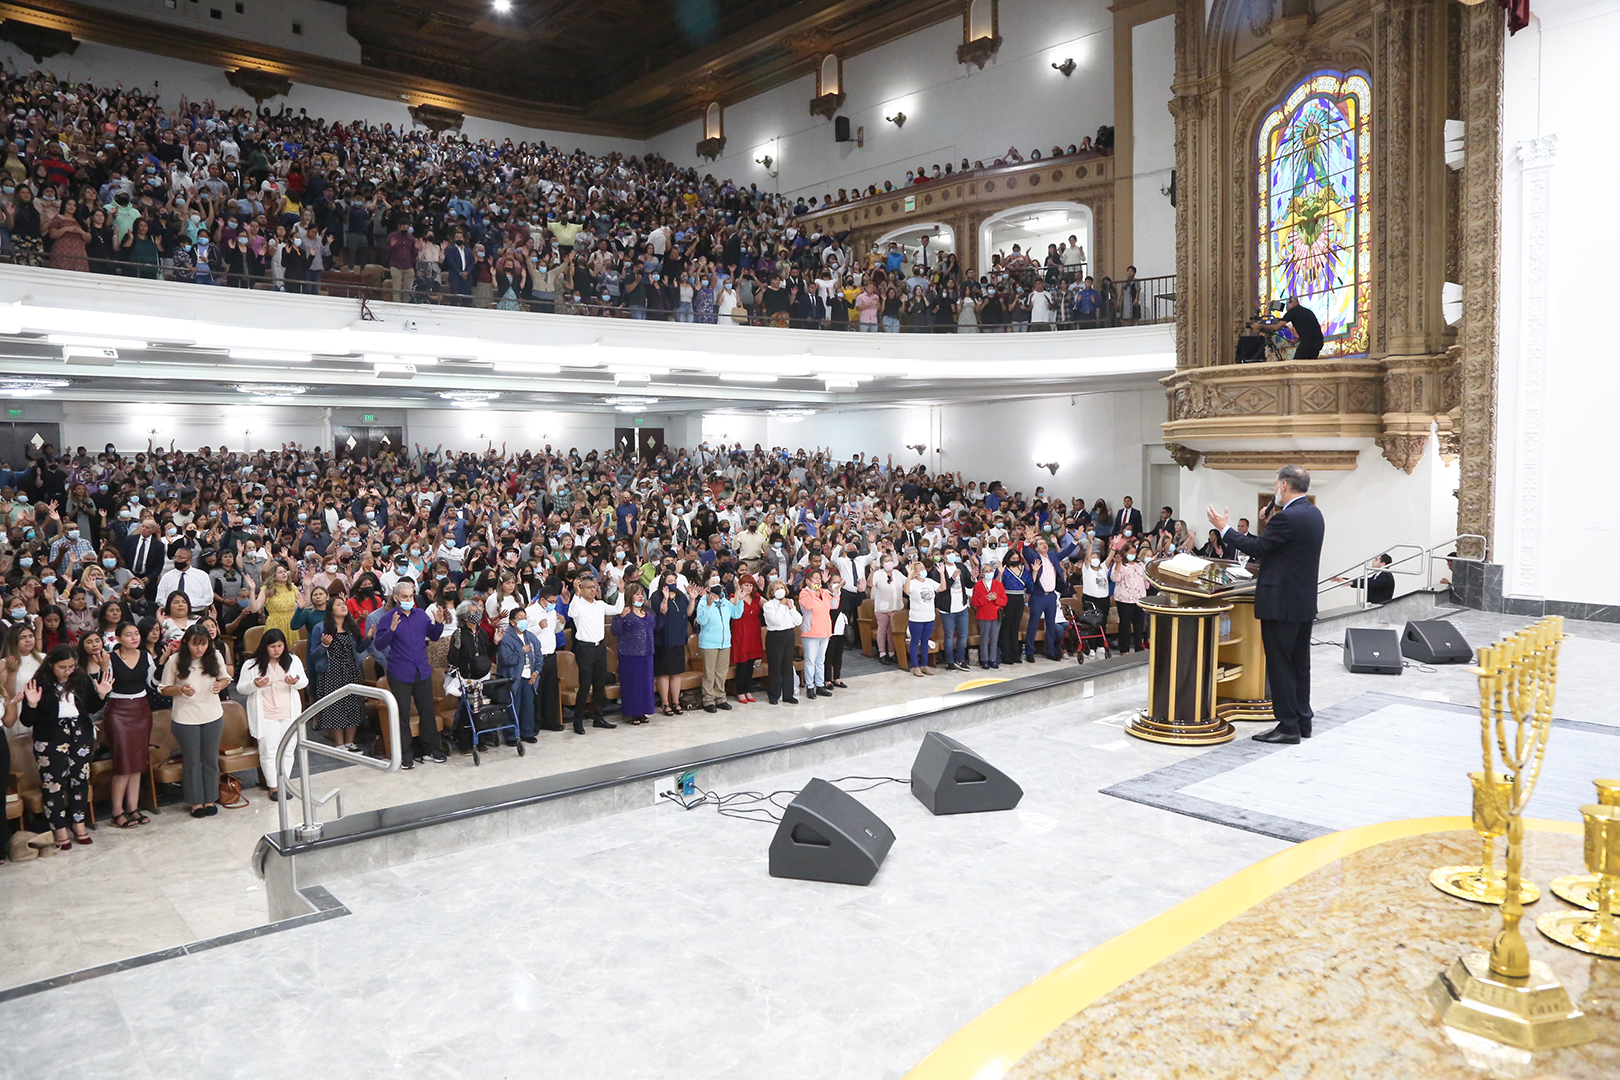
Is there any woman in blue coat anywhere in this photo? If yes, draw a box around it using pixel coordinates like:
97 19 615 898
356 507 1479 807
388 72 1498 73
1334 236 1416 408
495 613 543 742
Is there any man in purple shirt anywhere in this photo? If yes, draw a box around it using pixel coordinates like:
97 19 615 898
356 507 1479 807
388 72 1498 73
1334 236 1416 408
372 579 445 767
384 223 417 302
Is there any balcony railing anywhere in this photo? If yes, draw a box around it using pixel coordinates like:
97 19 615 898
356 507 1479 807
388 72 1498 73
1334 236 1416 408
0 255 1174 332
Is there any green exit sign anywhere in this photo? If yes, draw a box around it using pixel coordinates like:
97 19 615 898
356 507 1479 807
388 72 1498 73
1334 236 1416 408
904 195 916 212
634 417 644 426
6 408 20 418
361 413 377 422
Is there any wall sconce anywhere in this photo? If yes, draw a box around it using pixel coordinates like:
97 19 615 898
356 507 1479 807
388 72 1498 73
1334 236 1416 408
886 111 907 128
755 153 777 177
1052 58 1076 77
1034 460 1060 475
906 443 927 455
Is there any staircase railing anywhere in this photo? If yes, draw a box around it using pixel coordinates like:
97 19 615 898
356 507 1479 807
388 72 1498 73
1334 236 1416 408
272 683 400 843
1317 534 1489 611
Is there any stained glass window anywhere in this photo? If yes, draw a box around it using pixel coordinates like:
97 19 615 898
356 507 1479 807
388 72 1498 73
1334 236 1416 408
1256 71 1370 357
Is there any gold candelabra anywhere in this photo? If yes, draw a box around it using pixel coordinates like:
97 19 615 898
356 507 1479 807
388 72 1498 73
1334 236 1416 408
1548 778 1620 910
1537 802 1620 958
1430 770 1542 905
1428 617 1595 1050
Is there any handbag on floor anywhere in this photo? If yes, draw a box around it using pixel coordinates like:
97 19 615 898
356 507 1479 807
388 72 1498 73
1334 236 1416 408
218 774 250 809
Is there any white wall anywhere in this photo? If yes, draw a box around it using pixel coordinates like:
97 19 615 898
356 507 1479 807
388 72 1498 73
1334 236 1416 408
1495 0 1620 608
75 0 359 62
645 0 1115 200
1130 15 1176 277
704 388 1165 504
1176 436 1461 604
26 40 642 157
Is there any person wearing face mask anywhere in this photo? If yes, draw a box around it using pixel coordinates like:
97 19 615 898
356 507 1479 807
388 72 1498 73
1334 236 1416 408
495 602 547 739
651 572 692 716
760 580 801 705
523 588 564 731
372 580 447 767
156 544 218 615
694 576 744 713
931 549 979 672
997 555 1033 665
1107 544 1150 654
867 554 905 665
971 558 1008 669
608 583 656 724
729 573 765 704
1208 465 1325 744
1080 545 1113 643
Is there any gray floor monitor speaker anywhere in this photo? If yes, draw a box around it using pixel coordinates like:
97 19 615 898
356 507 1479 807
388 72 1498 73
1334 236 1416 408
768 778 895 886
1402 620 1473 664
910 731 1024 815
1344 628 1403 674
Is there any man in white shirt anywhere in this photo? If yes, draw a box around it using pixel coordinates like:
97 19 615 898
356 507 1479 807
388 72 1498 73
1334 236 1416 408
831 542 871 646
558 574 623 733
155 546 217 613
524 588 564 731
1030 284 1055 329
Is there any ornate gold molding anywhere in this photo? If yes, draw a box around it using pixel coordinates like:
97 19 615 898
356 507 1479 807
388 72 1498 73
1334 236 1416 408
809 91 846 120
224 67 291 105
794 153 1115 276
1166 442 1203 470
1454 1 1503 550
1375 433 1428 474
1199 450 1362 472
1162 359 1386 443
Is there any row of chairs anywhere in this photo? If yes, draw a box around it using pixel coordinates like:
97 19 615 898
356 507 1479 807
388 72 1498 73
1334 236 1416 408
7 703 264 824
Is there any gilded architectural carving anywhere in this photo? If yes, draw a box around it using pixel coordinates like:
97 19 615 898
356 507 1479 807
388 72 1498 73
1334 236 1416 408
1165 0 1487 493
1376 433 1428 474
1166 442 1203 470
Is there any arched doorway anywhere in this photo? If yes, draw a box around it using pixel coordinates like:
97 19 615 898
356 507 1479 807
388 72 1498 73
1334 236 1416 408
872 222 956 272
978 202 1093 280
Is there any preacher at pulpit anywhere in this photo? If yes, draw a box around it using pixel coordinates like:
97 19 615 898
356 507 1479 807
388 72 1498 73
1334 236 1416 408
1206 465 1325 745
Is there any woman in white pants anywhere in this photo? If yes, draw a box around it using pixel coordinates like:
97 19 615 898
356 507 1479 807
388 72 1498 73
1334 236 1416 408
236 628 308 802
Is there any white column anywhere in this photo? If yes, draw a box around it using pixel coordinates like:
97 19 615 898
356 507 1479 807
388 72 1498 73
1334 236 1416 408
1508 134 1556 599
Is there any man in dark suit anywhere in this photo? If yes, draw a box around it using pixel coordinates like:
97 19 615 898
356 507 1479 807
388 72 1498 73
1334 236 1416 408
121 516 167 602
1207 465 1324 744
443 229 474 305
1114 496 1144 538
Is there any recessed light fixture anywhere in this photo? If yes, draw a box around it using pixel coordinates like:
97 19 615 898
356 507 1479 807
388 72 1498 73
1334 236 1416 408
229 348 315 363
604 396 659 407
234 384 308 395
48 334 148 350
493 362 563 375
439 391 500 408
718 372 778 383
492 0 512 12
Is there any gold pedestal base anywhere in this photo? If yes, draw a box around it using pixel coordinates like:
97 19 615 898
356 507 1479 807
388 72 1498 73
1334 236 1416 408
1127 713 1235 745
1215 699 1274 723
1429 865 1541 906
1428 953 1595 1050
1549 873 1602 911
1536 909 1620 959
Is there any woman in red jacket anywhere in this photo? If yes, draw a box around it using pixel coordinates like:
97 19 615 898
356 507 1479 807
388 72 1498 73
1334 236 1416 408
972 560 1008 669
729 573 765 704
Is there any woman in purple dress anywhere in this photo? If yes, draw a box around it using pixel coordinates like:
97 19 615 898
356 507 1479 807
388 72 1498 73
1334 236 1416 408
610 582 657 724
693 273 718 324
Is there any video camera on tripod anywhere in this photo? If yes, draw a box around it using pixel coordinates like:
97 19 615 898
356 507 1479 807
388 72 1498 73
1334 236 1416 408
1234 300 1292 364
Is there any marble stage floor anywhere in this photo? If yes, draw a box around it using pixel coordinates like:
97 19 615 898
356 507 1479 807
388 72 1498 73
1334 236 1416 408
4 606 1618 1080
0 654 1087 992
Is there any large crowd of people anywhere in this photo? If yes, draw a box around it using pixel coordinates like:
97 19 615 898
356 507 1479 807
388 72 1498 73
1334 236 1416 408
0 435 1230 863
0 65 1147 329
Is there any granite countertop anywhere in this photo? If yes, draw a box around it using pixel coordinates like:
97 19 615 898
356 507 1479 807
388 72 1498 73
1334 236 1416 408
1008 830 1619 1079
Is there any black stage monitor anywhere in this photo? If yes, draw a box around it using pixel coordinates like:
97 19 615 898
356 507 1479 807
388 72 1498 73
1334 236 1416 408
769 779 895 886
1345 628 1403 675
1402 620 1473 664
911 732 1023 815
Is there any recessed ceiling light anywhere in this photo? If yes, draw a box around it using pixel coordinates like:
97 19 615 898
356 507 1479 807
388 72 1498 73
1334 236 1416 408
229 348 315 363
604 396 658 407
492 0 512 12
718 372 778 383
234 384 307 395
48 334 147 350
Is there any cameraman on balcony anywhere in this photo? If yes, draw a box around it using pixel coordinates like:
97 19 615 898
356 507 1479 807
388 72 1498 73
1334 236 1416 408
1250 296 1324 359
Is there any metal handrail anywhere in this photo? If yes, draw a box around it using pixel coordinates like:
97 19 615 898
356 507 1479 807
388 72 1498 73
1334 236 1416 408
273 682 399 843
1317 534 1489 610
